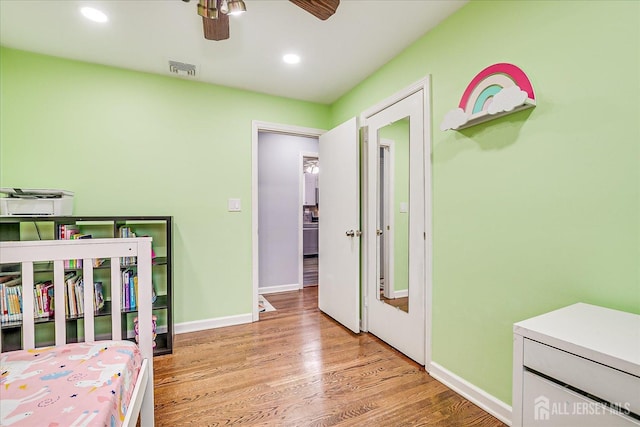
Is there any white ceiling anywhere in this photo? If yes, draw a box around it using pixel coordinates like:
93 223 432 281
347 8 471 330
0 0 467 104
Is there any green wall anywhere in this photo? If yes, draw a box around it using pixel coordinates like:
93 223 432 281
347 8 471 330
379 120 410 293
332 0 640 404
0 47 331 324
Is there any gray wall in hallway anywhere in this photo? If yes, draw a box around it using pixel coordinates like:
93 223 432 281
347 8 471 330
258 132 318 288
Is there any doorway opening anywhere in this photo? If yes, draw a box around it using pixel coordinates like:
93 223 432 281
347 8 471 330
252 121 325 321
253 78 431 366
303 155 320 288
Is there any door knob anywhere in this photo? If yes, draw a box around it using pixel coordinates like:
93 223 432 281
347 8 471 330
345 230 362 237
377 229 383 236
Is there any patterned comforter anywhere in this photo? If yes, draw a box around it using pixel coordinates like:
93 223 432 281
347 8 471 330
1 340 142 427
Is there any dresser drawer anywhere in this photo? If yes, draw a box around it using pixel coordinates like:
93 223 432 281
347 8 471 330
524 338 640 415
523 371 640 426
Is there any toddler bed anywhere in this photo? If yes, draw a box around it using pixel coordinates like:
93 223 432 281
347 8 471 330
0 238 155 426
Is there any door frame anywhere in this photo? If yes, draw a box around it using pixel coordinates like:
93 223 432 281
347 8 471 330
251 121 325 321
359 77 433 370
379 139 395 300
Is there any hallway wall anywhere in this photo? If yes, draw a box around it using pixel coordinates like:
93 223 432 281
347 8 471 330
258 132 319 289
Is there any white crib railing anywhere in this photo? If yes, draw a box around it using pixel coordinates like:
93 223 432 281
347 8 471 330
0 237 155 426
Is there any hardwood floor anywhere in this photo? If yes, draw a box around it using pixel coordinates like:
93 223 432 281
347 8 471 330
153 287 506 426
380 292 409 312
303 255 318 286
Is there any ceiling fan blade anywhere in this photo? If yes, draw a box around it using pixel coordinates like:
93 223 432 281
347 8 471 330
289 0 340 21
202 13 229 40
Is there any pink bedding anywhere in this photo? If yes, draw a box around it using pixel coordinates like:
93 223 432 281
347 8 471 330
1 340 142 427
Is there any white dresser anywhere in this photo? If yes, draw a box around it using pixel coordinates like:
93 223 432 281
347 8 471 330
512 303 640 426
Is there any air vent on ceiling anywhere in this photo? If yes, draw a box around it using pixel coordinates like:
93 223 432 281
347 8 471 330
168 60 196 77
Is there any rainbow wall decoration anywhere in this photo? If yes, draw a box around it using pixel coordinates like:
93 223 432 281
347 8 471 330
440 63 536 131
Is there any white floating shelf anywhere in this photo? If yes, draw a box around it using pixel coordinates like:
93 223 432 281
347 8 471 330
454 99 536 130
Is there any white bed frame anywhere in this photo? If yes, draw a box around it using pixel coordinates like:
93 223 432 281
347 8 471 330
0 237 155 426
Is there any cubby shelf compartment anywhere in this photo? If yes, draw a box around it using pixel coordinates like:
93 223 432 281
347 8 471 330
0 215 173 356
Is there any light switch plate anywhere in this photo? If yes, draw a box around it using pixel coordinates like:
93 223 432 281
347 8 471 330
399 202 408 213
228 198 241 212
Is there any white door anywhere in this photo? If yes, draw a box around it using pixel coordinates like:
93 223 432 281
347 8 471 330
365 89 427 364
318 117 360 333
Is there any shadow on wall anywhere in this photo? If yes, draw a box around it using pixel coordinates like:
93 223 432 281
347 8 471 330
434 108 536 164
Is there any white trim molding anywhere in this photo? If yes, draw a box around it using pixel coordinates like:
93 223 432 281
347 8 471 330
259 283 302 294
175 313 253 334
429 362 512 426
393 289 408 299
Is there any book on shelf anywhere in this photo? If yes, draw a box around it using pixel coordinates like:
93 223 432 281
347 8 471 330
121 269 139 311
1 275 21 323
1 281 57 323
0 272 107 324
75 277 84 315
46 285 55 316
66 274 79 316
122 269 129 309
33 281 54 319
2 285 22 322
130 274 137 310
57 224 108 269
94 282 105 311
58 224 90 269
118 227 157 268
64 273 104 317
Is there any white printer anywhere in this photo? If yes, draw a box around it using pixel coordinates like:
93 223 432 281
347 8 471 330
0 188 74 216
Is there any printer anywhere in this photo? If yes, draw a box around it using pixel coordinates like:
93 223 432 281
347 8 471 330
0 188 74 216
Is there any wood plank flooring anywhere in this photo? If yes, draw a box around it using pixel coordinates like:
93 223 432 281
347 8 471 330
303 255 318 287
380 293 409 312
153 287 506 426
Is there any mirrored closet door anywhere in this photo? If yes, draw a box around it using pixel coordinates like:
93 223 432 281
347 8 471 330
364 87 428 364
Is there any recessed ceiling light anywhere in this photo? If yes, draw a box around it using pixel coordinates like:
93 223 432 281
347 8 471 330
283 54 301 65
81 7 108 23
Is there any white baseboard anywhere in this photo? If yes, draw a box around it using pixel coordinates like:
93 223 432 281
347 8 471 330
428 362 512 426
175 313 253 334
394 289 408 298
259 283 301 294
